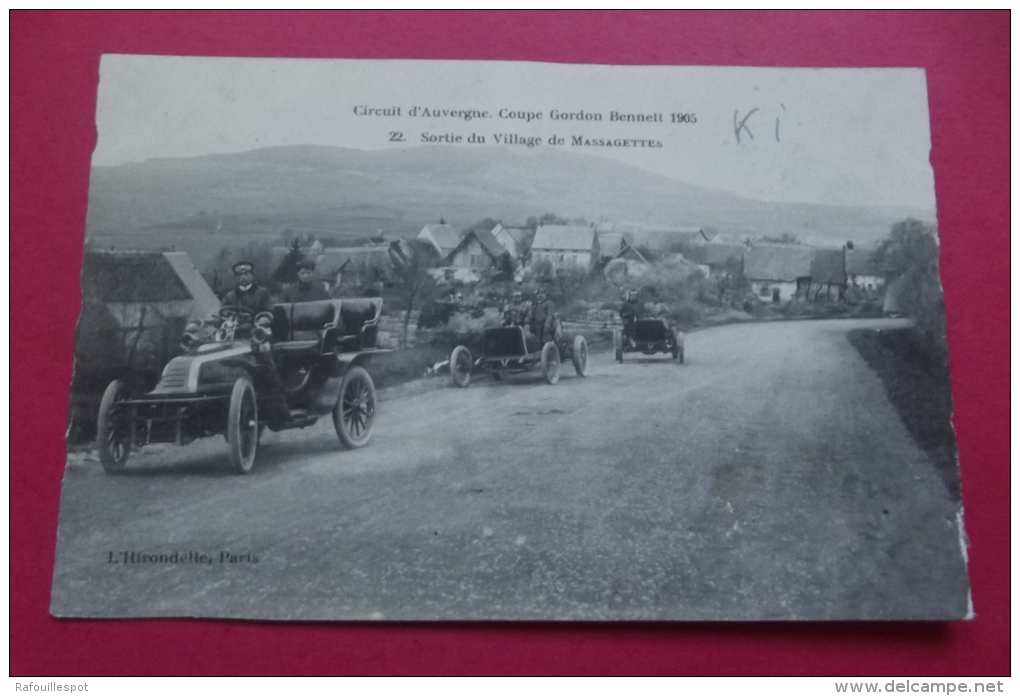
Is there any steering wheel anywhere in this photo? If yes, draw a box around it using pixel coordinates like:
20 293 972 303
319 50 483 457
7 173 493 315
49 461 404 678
218 305 256 325
215 305 257 342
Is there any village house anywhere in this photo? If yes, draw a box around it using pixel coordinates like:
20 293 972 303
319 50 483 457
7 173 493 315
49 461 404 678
596 231 631 264
845 245 885 291
608 223 706 249
685 244 745 278
744 244 815 302
417 223 464 257
809 247 848 300
490 222 533 261
635 226 708 251
603 244 652 284
445 228 506 270
704 232 752 246
77 250 220 373
315 244 393 289
530 224 601 271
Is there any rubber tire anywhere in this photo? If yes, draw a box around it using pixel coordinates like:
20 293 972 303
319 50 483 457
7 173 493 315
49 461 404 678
541 342 561 385
224 423 265 445
97 379 131 473
614 329 623 363
450 345 472 388
227 377 259 474
572 335 588 377
334 366 376 449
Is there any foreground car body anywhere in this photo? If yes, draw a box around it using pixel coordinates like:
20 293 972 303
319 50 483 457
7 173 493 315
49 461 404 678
97 298 388 474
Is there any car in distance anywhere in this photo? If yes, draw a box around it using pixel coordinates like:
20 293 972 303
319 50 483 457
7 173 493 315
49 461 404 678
449 321 588 388
614 317 684 364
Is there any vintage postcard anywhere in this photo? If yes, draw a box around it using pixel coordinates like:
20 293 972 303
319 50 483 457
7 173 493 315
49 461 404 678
52 56 968 620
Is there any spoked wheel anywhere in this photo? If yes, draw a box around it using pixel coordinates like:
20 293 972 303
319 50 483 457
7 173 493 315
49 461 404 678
97 379 131 474
673 329 685 364
572 335 589 377
613 330 624 363
227 377 259 474
450 345 472 388
334 366 376 449
541 342 561 385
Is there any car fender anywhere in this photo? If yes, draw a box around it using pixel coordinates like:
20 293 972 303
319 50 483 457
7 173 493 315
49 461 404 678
312 352 384 412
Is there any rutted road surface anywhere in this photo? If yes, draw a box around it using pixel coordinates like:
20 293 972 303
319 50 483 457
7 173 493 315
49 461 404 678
51 319 969 620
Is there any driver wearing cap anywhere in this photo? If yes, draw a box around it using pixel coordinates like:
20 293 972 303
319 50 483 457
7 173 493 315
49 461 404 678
619 289 643 347
530 289 557 345
221 261 274 315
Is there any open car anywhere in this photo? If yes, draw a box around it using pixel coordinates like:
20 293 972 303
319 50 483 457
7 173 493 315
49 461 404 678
449 321 588 388
614 317 685 363
96 298 389 475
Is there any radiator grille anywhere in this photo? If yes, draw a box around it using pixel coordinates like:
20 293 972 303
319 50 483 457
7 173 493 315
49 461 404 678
158 363 189 390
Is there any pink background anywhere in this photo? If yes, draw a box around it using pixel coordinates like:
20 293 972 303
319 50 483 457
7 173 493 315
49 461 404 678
11 11 1009 675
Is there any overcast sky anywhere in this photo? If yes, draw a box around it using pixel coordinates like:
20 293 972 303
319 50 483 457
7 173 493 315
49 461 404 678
94 56 936 212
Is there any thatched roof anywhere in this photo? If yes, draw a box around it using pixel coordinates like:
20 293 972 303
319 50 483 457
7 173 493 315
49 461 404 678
598 232 631 257
316 245 392 276
744 244 813 281
811 248 847 285
686 244 744 267
532 225 597 251
846 247 882 276
83 251 192 303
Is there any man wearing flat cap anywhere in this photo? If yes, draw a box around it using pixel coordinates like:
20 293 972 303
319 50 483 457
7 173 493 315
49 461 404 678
280 257 330 303
222 261 274 314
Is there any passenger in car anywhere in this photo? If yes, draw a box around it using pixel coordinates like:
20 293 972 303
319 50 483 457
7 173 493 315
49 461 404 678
530 290 558 345
280 258 330 303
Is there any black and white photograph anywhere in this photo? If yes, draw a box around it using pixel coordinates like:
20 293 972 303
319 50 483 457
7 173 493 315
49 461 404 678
51 56 969 621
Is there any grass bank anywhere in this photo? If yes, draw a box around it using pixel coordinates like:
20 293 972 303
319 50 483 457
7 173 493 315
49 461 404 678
847 327 960 501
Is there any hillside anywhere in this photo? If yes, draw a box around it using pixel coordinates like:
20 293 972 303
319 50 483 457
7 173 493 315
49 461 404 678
85 145 931 263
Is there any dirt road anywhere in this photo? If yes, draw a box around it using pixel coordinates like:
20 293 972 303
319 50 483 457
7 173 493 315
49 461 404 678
51 318 970 620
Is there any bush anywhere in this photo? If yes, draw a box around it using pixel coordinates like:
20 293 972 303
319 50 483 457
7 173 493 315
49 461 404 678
417 301 459 329
667 301 703 328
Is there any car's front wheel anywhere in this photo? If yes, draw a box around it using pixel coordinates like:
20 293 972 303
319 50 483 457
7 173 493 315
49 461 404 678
97 379 131 474
572 335 588 377
227 377 258 474
334 366 376 449
450 345 472 388
541 342 561 385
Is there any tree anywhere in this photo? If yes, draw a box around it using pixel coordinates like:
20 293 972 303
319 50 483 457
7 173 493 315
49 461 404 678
711 257 747 305
525 212 573 231
873 218 946 357
517 229 535 266
389 240 440 348
492 251 517 283
468 217 501 233
272 234 317 285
